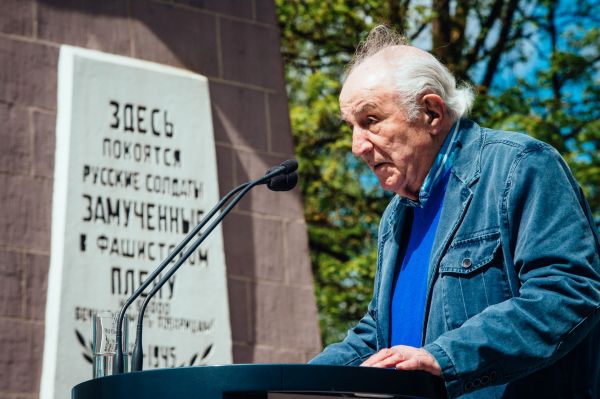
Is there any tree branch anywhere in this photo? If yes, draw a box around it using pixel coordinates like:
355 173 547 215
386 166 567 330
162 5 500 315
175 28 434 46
448 0 472 73
431 0 451 62
463 0 505 71
409 21 428 42
481 0 520 89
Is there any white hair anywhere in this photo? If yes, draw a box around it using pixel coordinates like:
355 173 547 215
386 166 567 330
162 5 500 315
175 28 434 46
388 55 475 121
348 25 475 122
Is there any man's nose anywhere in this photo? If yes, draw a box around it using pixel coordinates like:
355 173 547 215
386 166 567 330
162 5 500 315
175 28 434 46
352 128 373 157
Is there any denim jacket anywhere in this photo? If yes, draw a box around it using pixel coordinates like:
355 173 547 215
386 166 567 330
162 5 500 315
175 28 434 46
310 120 600 398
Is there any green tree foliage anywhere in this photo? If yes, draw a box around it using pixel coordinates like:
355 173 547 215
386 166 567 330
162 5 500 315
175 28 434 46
275 0 599 346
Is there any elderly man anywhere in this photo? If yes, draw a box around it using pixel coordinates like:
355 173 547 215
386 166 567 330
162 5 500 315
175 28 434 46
309 26 600 398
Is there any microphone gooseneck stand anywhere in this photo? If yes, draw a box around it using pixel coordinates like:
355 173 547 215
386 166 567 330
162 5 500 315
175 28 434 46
113 160 298 374
112 182 247 374
130 168 297 371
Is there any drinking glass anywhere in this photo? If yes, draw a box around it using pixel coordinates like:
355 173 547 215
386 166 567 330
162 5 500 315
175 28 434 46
92 312 128 378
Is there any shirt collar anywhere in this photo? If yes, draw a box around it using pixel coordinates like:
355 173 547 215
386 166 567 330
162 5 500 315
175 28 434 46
398 119 461 208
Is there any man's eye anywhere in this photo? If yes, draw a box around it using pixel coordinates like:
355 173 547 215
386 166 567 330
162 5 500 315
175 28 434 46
365 117 378 126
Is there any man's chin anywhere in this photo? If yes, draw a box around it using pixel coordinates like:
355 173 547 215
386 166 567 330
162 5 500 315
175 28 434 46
379 180 416 199
377 178 401 195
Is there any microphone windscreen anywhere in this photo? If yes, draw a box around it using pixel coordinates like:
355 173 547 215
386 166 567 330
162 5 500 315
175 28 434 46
279 159 298 174
267 172 298 191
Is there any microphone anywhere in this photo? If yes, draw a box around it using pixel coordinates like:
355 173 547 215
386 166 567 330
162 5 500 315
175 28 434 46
114 159 298 374
268 171 298 191
264 160 298 192
274 159 298 174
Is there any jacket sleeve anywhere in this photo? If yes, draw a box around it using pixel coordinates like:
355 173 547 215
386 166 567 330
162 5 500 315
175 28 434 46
423 144 600 397
309 197 402 366
309 298 378 366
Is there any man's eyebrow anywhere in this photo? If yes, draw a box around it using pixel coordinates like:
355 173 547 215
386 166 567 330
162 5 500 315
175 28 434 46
357 103 377 114
339 103 378 122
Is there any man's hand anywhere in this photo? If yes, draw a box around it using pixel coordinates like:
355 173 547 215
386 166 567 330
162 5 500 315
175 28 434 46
361 346 442 376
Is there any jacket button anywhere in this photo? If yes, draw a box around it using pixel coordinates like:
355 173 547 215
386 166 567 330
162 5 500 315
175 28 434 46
462 258 472 268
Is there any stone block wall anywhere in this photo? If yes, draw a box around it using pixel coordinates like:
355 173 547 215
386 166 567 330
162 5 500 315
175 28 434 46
0 1 321 397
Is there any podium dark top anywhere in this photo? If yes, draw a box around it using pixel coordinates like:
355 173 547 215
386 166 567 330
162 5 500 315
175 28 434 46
72 364 447 399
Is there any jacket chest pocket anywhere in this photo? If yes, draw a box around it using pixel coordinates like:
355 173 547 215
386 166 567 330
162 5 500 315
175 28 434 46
437 231 512 330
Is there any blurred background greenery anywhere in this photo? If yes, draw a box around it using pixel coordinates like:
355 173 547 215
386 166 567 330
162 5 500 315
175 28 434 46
273 0 600 346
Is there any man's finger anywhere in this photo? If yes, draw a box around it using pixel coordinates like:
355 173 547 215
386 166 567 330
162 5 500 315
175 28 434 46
395 355 441 376
373 353 405 368
361 348 393 366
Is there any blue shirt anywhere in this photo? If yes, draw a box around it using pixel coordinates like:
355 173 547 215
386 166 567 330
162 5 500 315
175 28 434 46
390 170 450 347
390 121 459 347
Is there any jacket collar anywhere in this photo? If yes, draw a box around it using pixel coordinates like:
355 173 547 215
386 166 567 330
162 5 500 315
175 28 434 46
449 119 482 188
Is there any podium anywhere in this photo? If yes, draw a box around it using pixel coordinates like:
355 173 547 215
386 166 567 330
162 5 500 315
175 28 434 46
72 364 447 398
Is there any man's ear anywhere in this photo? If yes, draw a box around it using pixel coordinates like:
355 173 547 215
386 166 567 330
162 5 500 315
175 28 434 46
421 94 446 133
